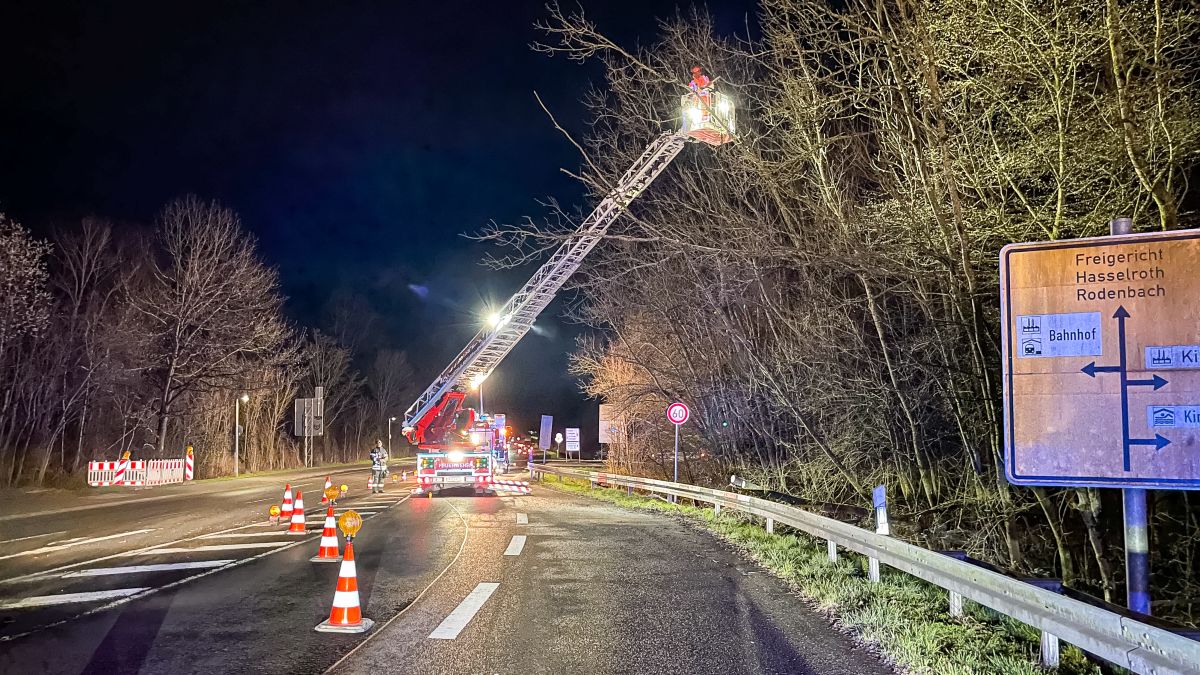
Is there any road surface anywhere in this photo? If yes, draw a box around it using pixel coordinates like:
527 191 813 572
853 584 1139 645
0 467 891 675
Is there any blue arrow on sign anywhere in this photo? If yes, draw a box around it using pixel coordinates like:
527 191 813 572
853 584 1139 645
1081 361 1121 377
1128 434 1172 451
1127 375 1169 390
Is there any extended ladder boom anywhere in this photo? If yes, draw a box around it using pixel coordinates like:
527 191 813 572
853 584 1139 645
403 131 689 430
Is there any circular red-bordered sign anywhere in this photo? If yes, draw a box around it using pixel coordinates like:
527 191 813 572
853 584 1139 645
666 402 690 425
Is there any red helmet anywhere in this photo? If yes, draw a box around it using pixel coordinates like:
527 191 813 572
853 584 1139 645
691 66 703 74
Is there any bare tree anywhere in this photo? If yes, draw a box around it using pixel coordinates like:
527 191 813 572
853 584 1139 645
129 196 289 453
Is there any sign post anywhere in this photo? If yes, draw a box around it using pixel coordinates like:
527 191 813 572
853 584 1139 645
666 403 690 496
538 415 553 465
869 484 889 583
565 428 580 459
1001 224 1200 616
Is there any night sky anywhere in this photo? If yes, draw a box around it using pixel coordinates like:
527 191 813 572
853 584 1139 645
0 0 755 443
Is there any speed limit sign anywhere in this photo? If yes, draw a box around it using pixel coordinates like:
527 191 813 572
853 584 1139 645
666 402 690 426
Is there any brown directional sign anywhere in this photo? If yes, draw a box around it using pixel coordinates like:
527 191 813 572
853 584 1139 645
1001 230 1200 489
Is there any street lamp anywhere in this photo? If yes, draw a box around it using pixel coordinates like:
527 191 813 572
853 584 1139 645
234 393 249 478
388 416 396 456
471 372 489 415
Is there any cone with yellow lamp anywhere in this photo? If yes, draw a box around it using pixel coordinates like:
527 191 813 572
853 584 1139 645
315 510 374 633
310 504 342 562
320 476 333 503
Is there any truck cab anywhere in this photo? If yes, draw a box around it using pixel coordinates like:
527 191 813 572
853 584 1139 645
415 449 493 496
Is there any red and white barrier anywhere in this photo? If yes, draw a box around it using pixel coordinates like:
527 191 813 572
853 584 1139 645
184 448 195 481
492 479 531 495
146 459 186 486
88 458 186 487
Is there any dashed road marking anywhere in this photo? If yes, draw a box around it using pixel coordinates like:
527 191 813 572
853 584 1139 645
0 531 67 545
503 535 526 556
0 529 157 561
516 513 528 524
0 588 151 610
130 542 291 554
428 582 500 640
61 561 236 577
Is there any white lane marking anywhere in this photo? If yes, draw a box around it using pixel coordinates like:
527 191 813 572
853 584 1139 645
247 496 275 504
48 536 90 545
200 531 305 539
0 588 150 610
335 511 377 516
503 535 526 556
516 513 528 525
0 529 156 561
0 531 67 545
428 582 500 640
129 542 290 554
61 560 236 577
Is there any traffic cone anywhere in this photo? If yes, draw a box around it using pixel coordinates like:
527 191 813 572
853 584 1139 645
314 541 374 633
287 490 307 534
281 484 294 522
310 504 342 562
320 476 332 503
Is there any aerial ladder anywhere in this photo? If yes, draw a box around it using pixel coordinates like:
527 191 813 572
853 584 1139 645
402 72 735 458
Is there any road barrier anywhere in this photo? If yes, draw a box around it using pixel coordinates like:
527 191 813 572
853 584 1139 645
146 459 185 486
531 464 1200 675
87 459 187 487
87 460 143 486
492 479 531 494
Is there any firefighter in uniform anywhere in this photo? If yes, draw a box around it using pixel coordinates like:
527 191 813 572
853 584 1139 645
369 440 388 494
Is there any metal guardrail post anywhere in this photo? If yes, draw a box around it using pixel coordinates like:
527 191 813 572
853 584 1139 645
827 540 838 563
766 517 774 534
949 591 963 618
1041 631 1060 668
714 503 721 516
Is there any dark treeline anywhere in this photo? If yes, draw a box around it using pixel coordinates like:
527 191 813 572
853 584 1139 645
0 197 416 485
482 0 1200 624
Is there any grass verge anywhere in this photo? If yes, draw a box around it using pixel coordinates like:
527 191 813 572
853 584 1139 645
543 475 1102 675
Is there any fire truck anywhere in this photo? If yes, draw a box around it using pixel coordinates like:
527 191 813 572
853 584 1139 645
402 71 734 495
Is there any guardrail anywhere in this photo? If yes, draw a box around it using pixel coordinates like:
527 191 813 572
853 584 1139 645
530 464 1200 675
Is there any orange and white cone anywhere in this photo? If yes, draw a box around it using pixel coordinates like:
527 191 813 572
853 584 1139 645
314 541 374 633
281 484 294 522
287 490 307 533
320 476 332 503
310 504 342 562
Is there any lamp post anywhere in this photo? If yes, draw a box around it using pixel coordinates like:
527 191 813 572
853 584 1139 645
234 393 249 477
471 372 489 416
388 416 396 456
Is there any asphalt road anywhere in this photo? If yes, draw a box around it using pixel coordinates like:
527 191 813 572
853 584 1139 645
0 467 892 675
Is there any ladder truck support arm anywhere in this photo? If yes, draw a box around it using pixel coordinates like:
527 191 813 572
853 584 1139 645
402 131 689 441
401 73 735 446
